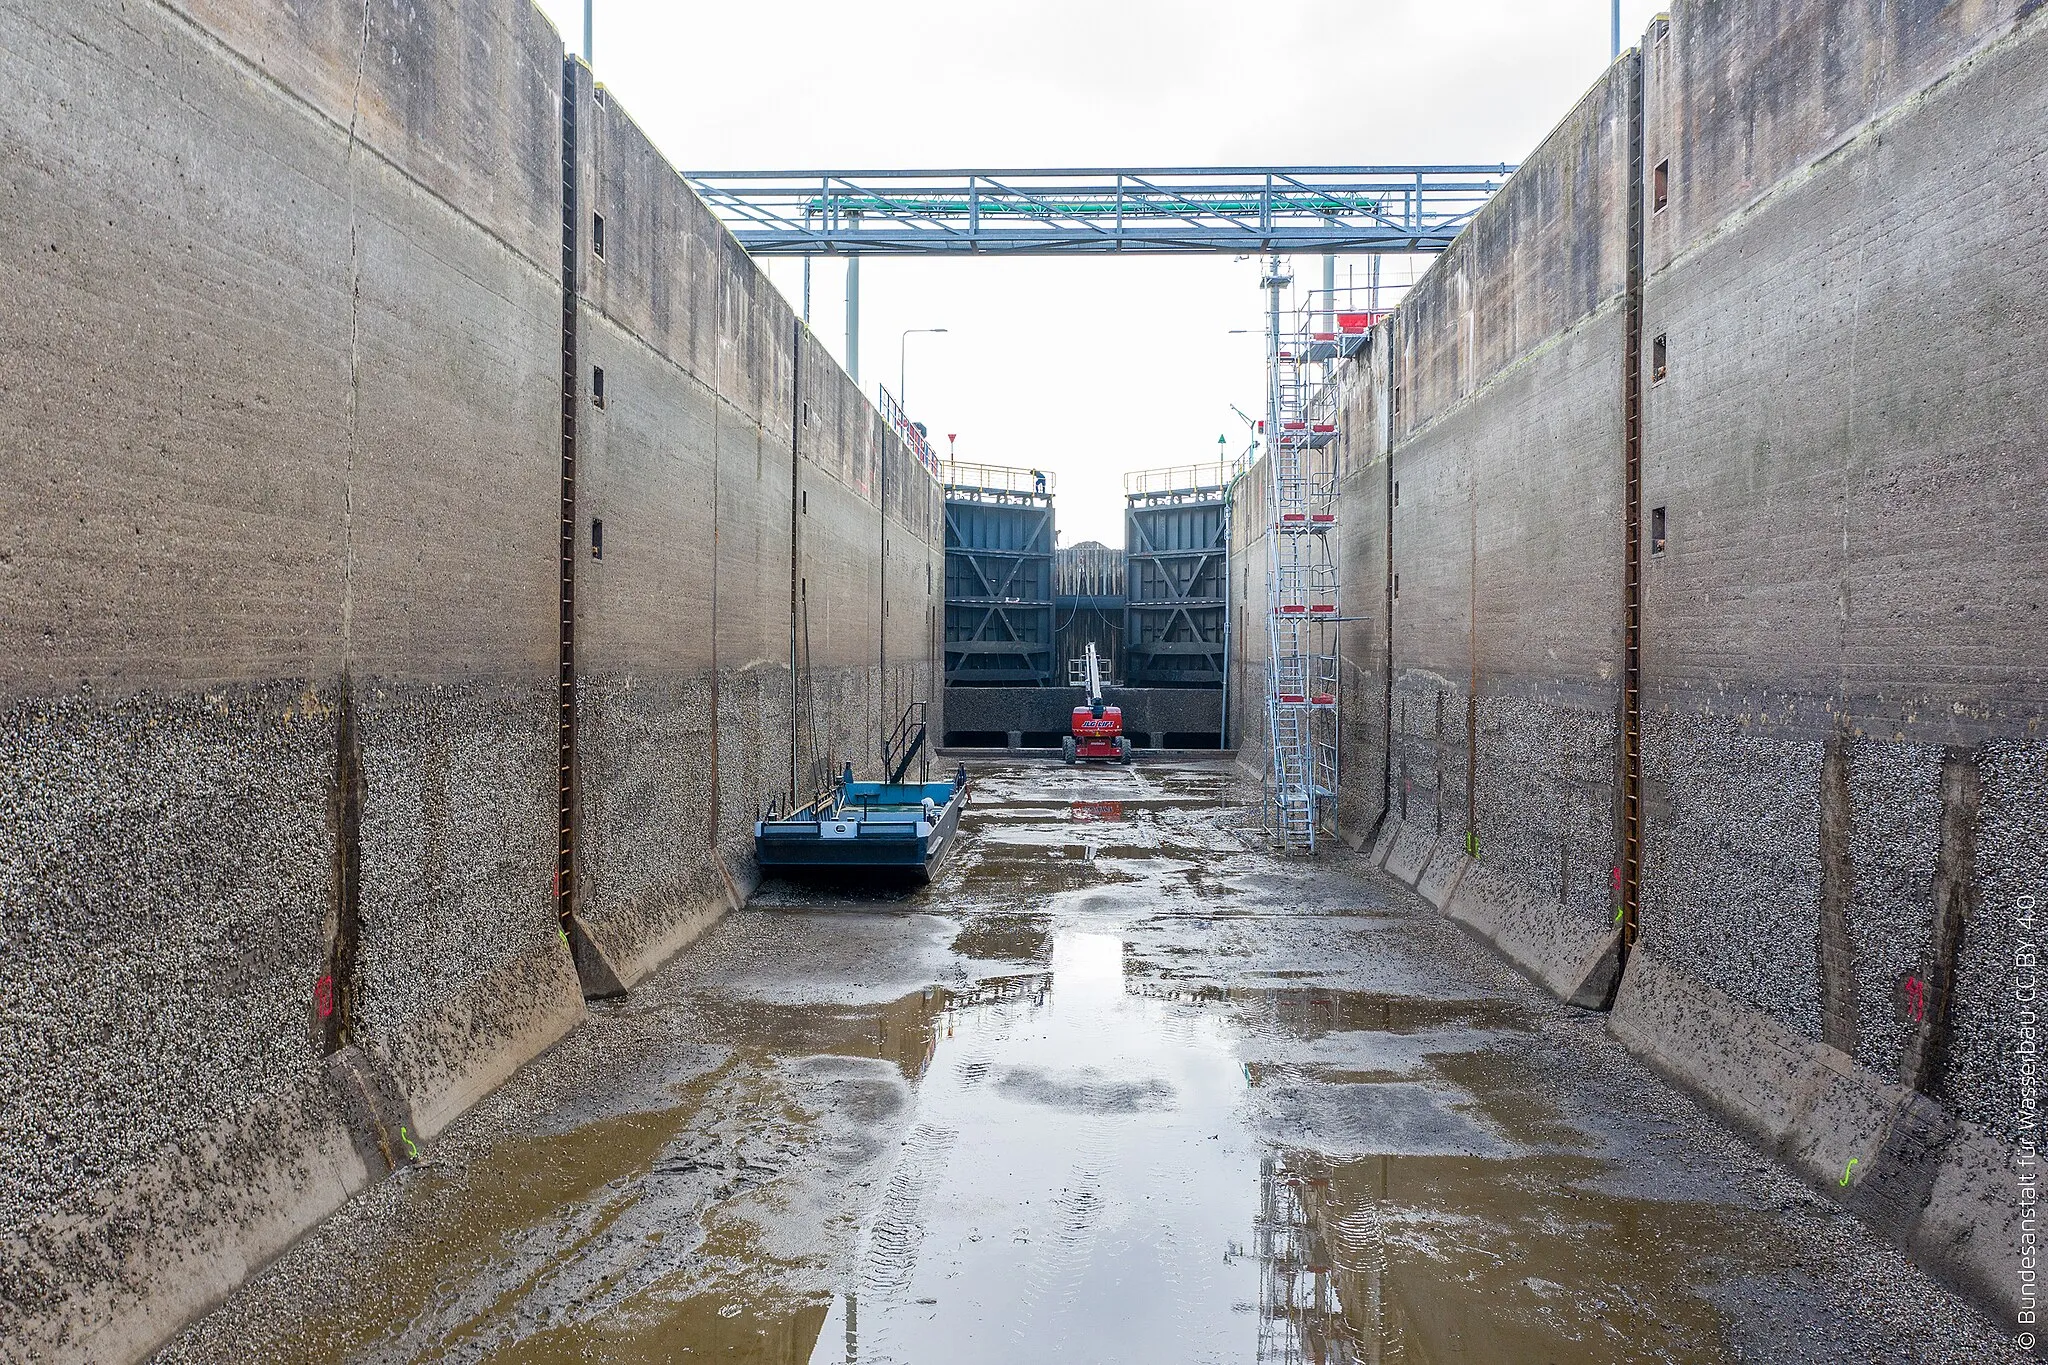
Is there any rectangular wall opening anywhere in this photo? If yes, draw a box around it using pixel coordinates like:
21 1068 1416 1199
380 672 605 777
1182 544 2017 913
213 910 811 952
1651 334 1668 383
591 518 604 560
1651 505 1667 556
592 365 606 407
1654 160 1669 212
592 212 605 258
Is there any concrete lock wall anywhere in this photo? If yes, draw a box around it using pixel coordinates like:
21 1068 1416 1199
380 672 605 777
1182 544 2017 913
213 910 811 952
0 1 941 1359
1228 446 1274 781
1232 0 2047 1329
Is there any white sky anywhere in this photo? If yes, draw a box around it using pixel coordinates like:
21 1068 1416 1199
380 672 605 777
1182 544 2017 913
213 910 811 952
533 1 1669 543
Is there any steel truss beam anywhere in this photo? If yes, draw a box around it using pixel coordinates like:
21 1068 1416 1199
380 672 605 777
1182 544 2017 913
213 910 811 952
681 165 1515 256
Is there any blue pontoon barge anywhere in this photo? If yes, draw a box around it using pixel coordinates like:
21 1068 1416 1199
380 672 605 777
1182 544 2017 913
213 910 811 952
755 761 971 884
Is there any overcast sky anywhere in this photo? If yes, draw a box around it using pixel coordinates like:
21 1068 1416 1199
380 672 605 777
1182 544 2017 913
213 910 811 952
532 1 1668 543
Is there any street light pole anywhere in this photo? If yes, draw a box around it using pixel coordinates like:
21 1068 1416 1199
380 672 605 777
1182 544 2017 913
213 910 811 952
845 212 861 386
899 327 949 410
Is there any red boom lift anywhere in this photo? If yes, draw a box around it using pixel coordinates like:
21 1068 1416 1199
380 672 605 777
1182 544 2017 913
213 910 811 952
1063 643 1131 765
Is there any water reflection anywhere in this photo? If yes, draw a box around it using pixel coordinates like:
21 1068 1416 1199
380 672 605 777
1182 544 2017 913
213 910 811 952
1252 1150 1403 1365
811 930 1263 1362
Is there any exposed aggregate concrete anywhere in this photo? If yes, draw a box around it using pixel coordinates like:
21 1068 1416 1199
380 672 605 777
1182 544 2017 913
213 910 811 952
1474 691 1618 932
1845 738 1944 1080
0 684 337 1342
351 681 557 1066
1640 714 1828 1042
1953 739 2048 1138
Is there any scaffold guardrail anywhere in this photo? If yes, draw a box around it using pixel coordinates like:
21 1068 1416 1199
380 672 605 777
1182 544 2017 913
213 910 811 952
1124 461 1234 497
877 386 942 479
941 460 1055 496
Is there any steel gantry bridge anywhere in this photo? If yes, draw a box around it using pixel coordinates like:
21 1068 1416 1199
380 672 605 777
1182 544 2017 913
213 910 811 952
679 165 1514 256
685 163 1517 852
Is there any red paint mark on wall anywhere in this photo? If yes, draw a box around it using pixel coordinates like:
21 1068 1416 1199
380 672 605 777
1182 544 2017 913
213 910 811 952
314 973 334 1019
1904 974 1926 1023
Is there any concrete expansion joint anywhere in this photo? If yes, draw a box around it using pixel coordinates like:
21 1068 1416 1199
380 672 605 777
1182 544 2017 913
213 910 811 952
565 913 627 999
322 1045 421 1179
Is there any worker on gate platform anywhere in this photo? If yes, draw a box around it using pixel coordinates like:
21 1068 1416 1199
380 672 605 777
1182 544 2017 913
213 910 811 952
1031 468 1046 495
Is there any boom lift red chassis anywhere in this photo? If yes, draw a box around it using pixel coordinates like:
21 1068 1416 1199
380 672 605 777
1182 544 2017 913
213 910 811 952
1063 642 1131 765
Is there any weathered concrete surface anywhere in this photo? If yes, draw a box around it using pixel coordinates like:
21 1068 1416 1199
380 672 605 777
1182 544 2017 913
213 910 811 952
155 761 2023 1363
1228 1 2048 1336
1613 947 2025 1325
2 0 577 1356
1376 816 1620 1008
1226 451 1275 797
0 0 940 1359
1634 0 2048 1137
1330 361 1390 844
568 65 942 991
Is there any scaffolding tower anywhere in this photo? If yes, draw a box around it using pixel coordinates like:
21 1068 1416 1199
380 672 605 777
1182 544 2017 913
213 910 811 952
1260 255 1349 850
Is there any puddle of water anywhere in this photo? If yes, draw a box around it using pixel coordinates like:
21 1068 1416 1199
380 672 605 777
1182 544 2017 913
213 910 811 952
949 913 1051 964
773 934 1779 1364
1252 1147 1791 1363
684 988 957 1083
805 931 1265 1362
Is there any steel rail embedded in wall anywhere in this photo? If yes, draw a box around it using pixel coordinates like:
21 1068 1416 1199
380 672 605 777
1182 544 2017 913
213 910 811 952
680 166 1515 255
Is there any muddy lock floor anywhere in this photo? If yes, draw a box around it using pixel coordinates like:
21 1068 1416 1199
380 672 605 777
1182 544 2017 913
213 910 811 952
164 761 2018 1364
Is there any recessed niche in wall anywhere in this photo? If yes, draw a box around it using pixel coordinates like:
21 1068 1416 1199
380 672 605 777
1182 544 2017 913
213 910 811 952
1651 334 1668 383
592 212 605 259
591 518 604 560
1651 506 1668 556
592 365 606 407
1654 160 1669 213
